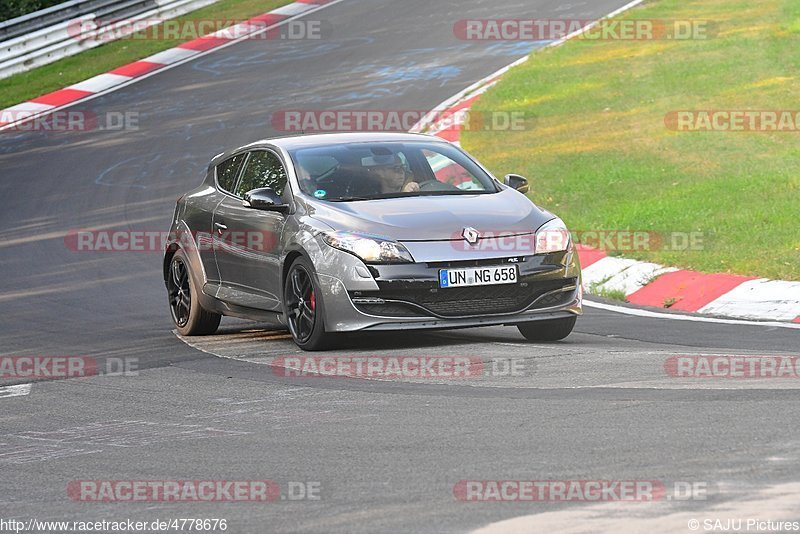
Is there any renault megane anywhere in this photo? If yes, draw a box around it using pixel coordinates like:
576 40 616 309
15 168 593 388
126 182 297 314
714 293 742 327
164 132 582 350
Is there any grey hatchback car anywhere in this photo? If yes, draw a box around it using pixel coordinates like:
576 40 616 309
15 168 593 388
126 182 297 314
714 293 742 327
164 132 582 350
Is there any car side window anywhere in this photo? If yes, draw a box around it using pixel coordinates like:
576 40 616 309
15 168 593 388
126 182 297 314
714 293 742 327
216 153 246 194
235 150 288 197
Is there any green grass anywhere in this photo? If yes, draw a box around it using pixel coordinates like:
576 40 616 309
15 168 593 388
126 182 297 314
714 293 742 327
0 0 292 109
462 0 800 280
587 282 628 303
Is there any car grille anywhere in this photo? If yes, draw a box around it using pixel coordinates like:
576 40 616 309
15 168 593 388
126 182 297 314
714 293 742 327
352 277 577 318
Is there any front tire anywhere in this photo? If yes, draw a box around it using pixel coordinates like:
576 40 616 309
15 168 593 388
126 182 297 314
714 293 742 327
283 257 339 351
167 249 221 336
517 316 576 342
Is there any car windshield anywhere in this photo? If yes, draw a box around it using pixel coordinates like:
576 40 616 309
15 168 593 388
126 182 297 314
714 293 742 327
288 141 499 201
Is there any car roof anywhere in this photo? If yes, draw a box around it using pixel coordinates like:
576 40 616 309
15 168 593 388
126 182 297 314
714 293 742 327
210 132 450 165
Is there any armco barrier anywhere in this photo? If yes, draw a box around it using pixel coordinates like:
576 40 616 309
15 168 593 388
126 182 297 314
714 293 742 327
0 0 219 79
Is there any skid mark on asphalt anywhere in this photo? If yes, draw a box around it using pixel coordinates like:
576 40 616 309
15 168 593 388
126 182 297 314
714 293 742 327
0 214 164 249
13 420 248 447
184 403 379 427
179 387 381 427
94 156 149 189
192 39 373 75
0 272 151 303
0 420 250 465
175 328 800 390
0 441 100 465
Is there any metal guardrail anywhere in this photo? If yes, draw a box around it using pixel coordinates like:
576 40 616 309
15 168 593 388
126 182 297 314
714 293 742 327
0 0 145 42
0 0 218 80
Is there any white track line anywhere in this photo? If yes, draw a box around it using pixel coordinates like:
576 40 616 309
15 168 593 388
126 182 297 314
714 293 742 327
584 300 800 329
0 384 32 398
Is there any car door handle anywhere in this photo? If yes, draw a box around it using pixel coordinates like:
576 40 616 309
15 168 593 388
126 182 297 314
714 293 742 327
214 222 227 234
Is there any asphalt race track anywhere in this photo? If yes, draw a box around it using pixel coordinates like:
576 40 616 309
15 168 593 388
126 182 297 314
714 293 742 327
1 0 799 532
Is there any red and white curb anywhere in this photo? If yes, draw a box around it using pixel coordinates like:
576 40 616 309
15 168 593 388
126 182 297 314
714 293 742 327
412 0 800 325
0 0 341 131
577 248 800 323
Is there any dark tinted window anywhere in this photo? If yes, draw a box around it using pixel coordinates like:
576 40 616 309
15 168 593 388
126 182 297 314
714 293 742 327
235 151 288 197
289 142 497 201
216 153 246 194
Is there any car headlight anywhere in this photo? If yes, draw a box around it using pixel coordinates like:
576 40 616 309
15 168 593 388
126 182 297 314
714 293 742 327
322 231 414 264
535 218 571 254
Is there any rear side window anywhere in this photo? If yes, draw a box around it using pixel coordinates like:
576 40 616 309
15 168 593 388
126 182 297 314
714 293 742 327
216 154 246 194
235 151 288 197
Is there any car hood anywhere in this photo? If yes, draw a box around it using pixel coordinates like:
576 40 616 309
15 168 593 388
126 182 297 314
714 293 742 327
305 189 552 241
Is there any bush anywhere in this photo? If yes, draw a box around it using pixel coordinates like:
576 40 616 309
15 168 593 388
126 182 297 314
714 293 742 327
1 0 67 22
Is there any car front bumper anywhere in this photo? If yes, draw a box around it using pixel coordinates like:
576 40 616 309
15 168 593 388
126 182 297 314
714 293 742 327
314 247 582 332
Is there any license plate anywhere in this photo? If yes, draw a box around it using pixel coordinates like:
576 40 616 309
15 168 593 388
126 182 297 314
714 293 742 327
439 265 518 288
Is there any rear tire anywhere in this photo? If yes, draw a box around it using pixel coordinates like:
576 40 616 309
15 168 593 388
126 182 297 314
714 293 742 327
517 316 576 342
167 249 221 336
283 257 340 351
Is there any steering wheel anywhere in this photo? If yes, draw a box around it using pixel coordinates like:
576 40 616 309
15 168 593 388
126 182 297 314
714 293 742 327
315 163 340 184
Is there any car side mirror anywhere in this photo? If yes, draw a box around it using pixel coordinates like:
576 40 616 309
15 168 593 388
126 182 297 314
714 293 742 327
504 174 529 194
243 188 288 212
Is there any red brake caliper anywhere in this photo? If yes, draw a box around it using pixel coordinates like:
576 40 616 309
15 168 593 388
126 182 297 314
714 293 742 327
309 291 316 311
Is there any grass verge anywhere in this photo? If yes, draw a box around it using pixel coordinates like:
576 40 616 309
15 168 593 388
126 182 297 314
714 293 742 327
0 0 292 110
462 0 800 280
587 282 628 303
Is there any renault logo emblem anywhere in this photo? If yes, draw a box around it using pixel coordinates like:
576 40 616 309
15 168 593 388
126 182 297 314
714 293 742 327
462 227 480 245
